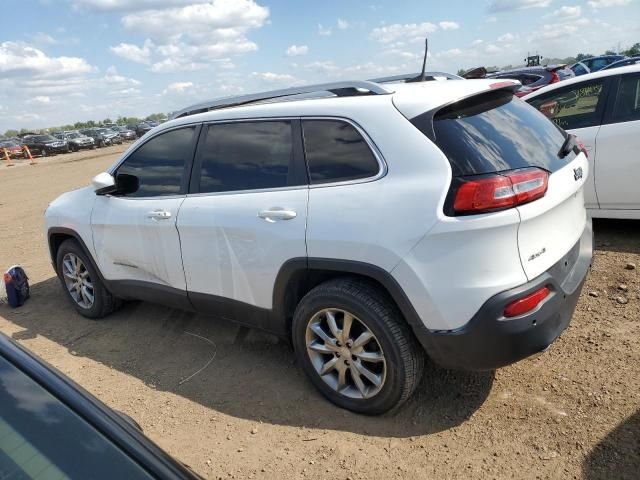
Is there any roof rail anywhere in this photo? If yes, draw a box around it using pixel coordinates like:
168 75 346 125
368 71 463 83
171 80 392 119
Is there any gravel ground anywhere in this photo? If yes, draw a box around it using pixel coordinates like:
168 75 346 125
1 147 638 479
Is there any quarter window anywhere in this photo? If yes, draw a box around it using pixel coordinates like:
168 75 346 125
528 81 606 130
115 127 196 197
197 121 295 193
611 75 640 123
302 120 379 184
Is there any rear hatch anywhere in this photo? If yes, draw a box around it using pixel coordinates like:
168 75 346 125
407 86 588 281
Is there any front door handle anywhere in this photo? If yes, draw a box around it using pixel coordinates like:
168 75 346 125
258 208 297 222
147 210 172 220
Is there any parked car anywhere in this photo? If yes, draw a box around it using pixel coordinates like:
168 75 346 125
45 78 592 414
22 134 69 156
0 139 25 158
526 64 640 219
130 122 154 138
579 55 627 73
570 61 591 77
96 127 122 145
601 56 640 71
53 131 96 151
0 332 200 479
80 128 112 148
111 126 137 141
486 65 575 97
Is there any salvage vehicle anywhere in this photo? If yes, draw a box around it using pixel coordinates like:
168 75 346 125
526 65 640 219
45 75 592 414
486 65 575 97
22 134 69 156
53 131 96 151
80 128 112 148
0 332 200 479
0 139 25 158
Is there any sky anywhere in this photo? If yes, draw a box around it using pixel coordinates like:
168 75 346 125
1 0 638 131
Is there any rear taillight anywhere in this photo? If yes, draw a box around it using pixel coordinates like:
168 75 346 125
452 167 549 215
504 286 551 318
549 71 561 84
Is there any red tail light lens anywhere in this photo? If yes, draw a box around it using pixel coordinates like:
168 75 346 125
453 167 549 214
504 286 551 318
549 71 561 84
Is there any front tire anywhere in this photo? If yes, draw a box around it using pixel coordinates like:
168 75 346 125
292 278 424 415
56 239 119 319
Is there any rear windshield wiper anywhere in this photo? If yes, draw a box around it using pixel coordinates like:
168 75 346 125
558 134 576 159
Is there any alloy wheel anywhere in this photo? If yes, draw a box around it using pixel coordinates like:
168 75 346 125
305 308 387 399
62 253 95 309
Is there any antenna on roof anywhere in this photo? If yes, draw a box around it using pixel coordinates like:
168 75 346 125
406 38 431 83
420 37 429 81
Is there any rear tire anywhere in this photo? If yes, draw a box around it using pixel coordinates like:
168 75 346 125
292 278 424 415
56 239 120 319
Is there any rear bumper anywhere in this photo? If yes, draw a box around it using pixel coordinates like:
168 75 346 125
415 219 592 371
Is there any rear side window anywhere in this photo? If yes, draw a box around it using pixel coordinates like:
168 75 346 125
116 127 196 197
423 90 571 177
196 121 296 193
611 75 640 123
527 80 606 130
302 120 379 184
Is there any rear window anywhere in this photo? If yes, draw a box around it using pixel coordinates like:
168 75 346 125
423 90 572 176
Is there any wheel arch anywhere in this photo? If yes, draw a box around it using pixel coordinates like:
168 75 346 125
271 258 425 337
47 228 103 282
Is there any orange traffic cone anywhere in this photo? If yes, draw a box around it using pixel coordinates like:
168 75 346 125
23 145 36 165
3 148 14 167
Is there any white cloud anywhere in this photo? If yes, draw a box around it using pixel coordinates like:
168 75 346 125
337 18 349 30
497 33 515 42
370 22 438 44
30 96 51 104
0 41 94 78
111 0 269 73
488 0 552 13
318 24 333 36
547 5 582 18
103 66 141 86
485 44 503 54
304 61 339 74
587 0 631 7
251 72 296 83
438 21 460 30
162 81 193 94
29 33 57 45
286 45 308 57
110 40 153 64
472 39 484 46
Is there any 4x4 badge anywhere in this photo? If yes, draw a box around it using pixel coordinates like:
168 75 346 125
574 167 583 181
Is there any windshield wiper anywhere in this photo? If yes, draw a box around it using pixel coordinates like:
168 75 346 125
558 134 576 159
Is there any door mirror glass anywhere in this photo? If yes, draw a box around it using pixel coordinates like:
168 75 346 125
92 172 116 195
115 173 140 195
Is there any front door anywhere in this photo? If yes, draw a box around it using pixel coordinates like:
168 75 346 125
91 126 200 301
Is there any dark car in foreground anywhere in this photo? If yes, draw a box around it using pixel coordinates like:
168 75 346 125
53 131 95 151
0 332 201 480
21 134 69 156
485 64 575 97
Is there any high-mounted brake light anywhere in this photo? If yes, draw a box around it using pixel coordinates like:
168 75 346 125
453 167 549 214
504 286 551 318
490 81 517 90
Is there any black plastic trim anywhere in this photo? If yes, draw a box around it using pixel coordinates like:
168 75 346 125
0 333 201 480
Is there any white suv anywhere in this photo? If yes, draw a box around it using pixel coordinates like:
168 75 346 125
45 77 592 414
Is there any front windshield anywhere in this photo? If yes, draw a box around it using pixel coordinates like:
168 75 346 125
31 135 56 142
67 133 81 139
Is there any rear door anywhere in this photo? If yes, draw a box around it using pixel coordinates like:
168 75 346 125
177 120 308 327
527 77 611 210
593 72 640 211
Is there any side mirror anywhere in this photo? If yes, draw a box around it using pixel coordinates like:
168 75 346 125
115 173 140 195
92 172 116 195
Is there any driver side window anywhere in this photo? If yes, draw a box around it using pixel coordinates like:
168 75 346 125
115 126 197 198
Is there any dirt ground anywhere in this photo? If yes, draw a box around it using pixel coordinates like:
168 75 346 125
0 147 638 480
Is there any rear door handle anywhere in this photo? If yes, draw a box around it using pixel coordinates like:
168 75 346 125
146 210 172 220
258 209 297 222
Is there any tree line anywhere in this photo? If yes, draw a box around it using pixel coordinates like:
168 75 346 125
2 113 168 139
